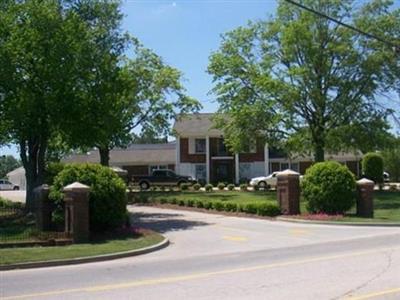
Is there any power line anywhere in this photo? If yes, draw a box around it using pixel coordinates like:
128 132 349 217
284 0 400 53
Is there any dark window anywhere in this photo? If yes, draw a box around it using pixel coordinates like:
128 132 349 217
195 139 206 153
153 170 166 177
218 139 228 156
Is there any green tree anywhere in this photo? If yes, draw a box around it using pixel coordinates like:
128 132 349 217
87 42 200 166
208 0 398 162
381 138 400 182
0 155 21 178
0 0 99 210
69 1 200 166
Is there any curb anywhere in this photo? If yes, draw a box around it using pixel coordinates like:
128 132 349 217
276 216 400 227
0 237 169 271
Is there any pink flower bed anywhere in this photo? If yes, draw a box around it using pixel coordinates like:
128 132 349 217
289 213 344 221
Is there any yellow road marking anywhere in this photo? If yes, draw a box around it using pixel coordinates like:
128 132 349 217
222 235 248 242
3 246 400 300
346 287 400 299
289 228 310 236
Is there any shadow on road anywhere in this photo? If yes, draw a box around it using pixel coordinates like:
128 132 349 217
130 211 212 233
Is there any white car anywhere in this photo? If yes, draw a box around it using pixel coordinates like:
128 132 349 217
0 179 20 190
249 172 280 189
250 171 303 189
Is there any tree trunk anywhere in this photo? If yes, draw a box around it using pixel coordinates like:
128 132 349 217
20 138 47 212
314 142 325 162
99 146 110 166
312 125 326 163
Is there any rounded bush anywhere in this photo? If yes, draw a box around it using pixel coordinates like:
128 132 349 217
301 161 356 214
362 152 384 183
217 182 225 190
224 202 237 212
253 184 260 191
205 184 213 192
227 184 235 191
213 201 224 211
44 162 65 185
180 183 190 191
193 183 201 191
256 203 280 216
240 184 248 191
50 164 127 232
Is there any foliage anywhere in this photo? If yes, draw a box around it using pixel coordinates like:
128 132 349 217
213 201 224 211
50 164 127 232
0 155 21 178
193 183 201 191
217 182 225 190
302 161 356 214
205 184 213 192
381 147 400 182
44 162 65 185
227 184 235 191
362 152 384 183
208 0 398 162
180 183 190 191
240 184 248 191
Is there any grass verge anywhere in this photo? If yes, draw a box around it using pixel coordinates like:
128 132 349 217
0 229 164 266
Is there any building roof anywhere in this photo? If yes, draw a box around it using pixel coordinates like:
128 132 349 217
173 113 223 136
62 143 176 166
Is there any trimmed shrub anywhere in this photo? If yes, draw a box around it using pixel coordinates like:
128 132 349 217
169 198 177 205
180 183 190 191
205 184 213 192
196 200 204 208
362 152 384 183
186 199 195 207
240 184 248 191
193 183 201 191
50 163 127 232
178 199 185 206
217 182 225 190
253 184 260 191
213 201 224 211
302 161 356 214
243 203 257 214
227 184 235 191
256 203 280 216
224 202 237 212
160 198 167 204
204 201 213 209
44 162 65 185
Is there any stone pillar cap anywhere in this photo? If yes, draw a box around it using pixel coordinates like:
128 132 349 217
357 178 375 185
63 182 90 191
277 169 300 177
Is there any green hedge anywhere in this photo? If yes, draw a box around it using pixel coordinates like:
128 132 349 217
130 195 280 217
301 161 356 214
362 152 384 183
50 164 127 232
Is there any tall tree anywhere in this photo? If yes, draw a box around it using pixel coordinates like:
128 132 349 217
208 0 398 162
0 0 96 210
69 1 200 166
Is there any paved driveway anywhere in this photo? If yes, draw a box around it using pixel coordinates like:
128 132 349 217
2 205 400 300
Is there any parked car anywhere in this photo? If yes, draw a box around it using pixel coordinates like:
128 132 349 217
249 171 303 189
0 179 20 190
383 172 390 182
136 169 196 190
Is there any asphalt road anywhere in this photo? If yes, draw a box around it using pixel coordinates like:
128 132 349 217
1 206 400 300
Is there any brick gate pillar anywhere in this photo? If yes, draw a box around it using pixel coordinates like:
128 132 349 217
356 178 374 218
63 182 90 243
277 170 300 215
34 184 52 231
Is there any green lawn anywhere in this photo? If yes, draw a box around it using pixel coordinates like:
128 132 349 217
130 190 277 205
0 230 164 266
131 190 400 223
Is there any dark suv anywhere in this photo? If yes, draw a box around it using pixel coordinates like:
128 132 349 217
136 169 196 190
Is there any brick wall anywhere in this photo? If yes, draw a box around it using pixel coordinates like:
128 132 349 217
180 138 206 163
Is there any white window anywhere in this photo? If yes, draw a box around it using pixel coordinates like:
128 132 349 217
239 163 252 181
